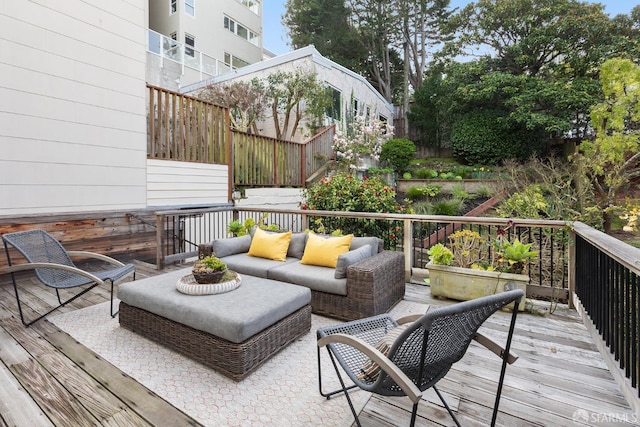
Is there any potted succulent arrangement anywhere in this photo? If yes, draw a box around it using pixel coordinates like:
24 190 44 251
192 254 229 284
426 225 538 311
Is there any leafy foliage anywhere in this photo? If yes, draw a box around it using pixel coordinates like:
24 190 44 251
450 109 544 164
301 173 404 247
574 58 640 232
380 138 416 174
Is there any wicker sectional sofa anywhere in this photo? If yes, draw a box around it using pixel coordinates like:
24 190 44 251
202 231 406 321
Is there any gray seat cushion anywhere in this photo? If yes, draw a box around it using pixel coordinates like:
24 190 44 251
268 262 348 296
117 268 311 344
221 253 298 278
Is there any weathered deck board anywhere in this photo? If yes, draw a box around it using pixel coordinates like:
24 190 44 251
0 266 635 426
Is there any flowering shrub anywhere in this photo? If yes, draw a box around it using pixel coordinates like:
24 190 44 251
332 114 394 171
301 173 404 248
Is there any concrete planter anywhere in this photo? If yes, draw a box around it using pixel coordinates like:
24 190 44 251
427 263 527 311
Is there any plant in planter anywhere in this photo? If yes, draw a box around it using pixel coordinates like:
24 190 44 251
192 255 228 284
426 227 538 311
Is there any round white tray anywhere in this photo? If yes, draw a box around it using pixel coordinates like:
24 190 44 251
176 272 241 295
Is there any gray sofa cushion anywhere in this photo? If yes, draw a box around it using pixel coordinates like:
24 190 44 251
268 262 348 296
212 235 251 258
351 237 381 256
221 253 297 278
335 245 373 279
287 232 308 259
117 268 311 344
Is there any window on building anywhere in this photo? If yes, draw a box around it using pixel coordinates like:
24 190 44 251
326 86 342 120
170 0 177 14
352 98 359 116
223 16 259 46
185 33 195 57
224 52 249 69
237 0 260 14
185 0 195 16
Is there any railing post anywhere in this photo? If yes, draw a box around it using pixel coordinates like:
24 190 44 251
568 228 576 309
155 213 165 270
403 218 413 283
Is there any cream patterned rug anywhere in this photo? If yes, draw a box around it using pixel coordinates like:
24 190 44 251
50 299 430 427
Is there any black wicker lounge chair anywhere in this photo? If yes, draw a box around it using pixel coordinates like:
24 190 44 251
317 289 524 426
2 229 136 326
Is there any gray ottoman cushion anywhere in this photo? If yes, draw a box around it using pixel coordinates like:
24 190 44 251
268 262 347 295
117 268 311 343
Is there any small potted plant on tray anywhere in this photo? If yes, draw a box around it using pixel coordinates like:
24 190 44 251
192 254 228 284
426 224 538 311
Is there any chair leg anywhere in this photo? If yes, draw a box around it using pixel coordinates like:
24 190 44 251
11 273 99 327
317 346 361 427
490 302 520 426
317 346 358 399
433 385 461 427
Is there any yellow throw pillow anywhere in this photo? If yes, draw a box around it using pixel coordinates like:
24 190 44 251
247 228 292 261
300 233 353 268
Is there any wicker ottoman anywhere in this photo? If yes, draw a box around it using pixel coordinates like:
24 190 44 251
117 268 312 381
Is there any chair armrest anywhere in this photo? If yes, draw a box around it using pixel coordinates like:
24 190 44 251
474 332 519 364
346 250 405 292
318 333 423 403
67 251 126 267
396 314 423 325
5 262 105 285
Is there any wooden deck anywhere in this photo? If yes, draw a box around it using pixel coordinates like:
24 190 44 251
0 262 636 426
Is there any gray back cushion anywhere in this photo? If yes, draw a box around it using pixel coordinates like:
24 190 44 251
334 245 373 279
212 235 252 258
287 232 308 259
350 237 382 256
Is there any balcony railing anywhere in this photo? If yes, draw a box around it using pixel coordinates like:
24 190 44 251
147 29 232 80
153 206 640 403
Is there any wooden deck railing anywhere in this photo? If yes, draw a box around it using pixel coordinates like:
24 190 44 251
147 85 230 164
147 84 335 187
154 206 640 405
232 125 335 187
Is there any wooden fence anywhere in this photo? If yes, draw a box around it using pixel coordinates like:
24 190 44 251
147 84 335 188
147 85 230 164
233 125 335 187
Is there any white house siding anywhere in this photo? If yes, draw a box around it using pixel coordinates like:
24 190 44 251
146 159 229 207
183 46 394 142
0 0 148 216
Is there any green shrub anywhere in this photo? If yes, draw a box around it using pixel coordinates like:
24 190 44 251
406 185 442 200
450 109 546 165
474 184 494 198
411 201 433 215
380 138 416 174
301 173 404 247
414 167 438 179
432 198 464 216
451 184 471 200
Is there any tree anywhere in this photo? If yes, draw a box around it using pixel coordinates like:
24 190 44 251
396 0 453 90
283 0 368 75
573 58 640 232
349 0 400 102
197 80 267 133
264 69 331 140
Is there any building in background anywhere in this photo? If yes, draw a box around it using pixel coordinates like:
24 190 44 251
147 0 263 90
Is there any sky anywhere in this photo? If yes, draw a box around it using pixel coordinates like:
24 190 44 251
263 0 637 55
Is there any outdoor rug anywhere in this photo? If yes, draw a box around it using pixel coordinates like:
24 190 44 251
50 299 431 427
